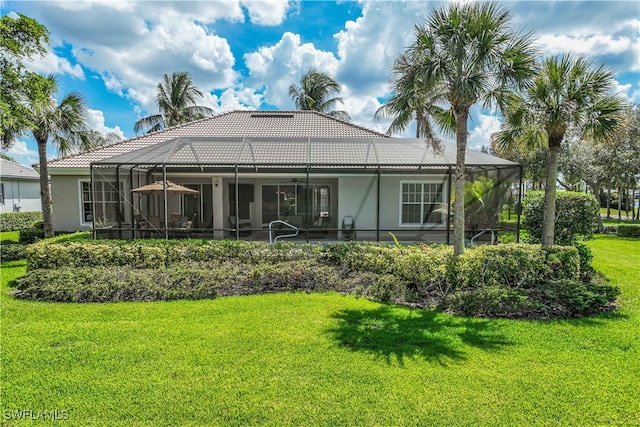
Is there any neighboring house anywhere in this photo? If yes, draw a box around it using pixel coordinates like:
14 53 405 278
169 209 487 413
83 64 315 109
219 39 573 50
0 158 42 214
45 111 520 242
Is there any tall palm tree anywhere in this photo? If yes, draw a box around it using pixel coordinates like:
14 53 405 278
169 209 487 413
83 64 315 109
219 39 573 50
28 75 98 237
374 54 444 148
494 54 625 246
134 71 214 134
390 2 536 256
289 69 351 121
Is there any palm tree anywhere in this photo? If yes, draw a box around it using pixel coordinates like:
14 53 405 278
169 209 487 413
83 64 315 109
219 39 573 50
134 71 214 134
28 75 98 237
388 2 536 256
374 54 444 149
288 69 351 121
494 54 625 246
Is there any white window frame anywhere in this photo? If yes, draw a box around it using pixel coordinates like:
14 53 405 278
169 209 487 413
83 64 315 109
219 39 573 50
398 180 447 227
79 180 124 226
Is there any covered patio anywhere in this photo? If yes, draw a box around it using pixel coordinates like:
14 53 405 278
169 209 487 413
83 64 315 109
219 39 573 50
89 136 522 244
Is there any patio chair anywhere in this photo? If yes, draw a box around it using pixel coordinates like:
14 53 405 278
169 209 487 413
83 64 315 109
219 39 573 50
173 213 196 239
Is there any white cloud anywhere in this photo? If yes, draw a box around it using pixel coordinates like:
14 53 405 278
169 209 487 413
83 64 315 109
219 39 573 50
5 140 39 167
25 51 85 80
85 109 125 139
537 34 634 56
200 88 263 113
244 32 340 108
468 113 502 151
20 2 241 115
334 1 422 96
241 0 292 26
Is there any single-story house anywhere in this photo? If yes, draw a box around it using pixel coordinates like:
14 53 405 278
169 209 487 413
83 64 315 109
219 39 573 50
0 158 42 214
45 111 521 243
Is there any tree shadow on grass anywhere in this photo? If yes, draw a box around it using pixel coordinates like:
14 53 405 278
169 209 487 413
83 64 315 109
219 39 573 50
327 306 513 366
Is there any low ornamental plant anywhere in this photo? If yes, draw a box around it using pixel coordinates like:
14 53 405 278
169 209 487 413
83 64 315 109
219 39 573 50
14 238 619 319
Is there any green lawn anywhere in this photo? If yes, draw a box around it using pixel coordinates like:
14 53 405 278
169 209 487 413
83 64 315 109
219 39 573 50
1 237 639 426
600 207 638 221
0 230 19 242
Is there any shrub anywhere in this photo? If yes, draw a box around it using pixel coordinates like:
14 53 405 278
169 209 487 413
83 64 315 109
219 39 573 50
0 211 43 232
445 286 534 318
338 243 400 274
454 244 580 290
352 274 411 304
0 242 27 261
524 279 619 318
14 238 618 320
243 259 341 294
14 266 241 302
394 245 453 298
523 191 599 245
618 224 640 238
19 222 44 244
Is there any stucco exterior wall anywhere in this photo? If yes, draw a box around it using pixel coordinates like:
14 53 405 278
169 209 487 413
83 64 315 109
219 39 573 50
0 179 41 213
338 174 449 242
51 175 90 231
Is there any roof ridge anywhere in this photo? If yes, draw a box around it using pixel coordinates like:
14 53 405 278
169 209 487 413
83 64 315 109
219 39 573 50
303 110 390 138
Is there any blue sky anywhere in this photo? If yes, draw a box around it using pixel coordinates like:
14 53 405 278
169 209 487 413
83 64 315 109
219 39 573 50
2 0 639 167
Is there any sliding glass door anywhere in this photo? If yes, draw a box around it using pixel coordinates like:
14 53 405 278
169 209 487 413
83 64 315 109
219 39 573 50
261 184 330 226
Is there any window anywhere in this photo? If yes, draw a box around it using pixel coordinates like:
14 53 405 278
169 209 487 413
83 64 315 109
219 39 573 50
0 183 4 204
400 182 445 225
80 181 122 225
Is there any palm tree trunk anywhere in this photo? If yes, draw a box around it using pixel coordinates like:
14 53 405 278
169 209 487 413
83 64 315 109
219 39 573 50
453 106 469 256
592 182 604 232
36 139 54 238
542 144 560 247
617 187 622 220
606 187 611 218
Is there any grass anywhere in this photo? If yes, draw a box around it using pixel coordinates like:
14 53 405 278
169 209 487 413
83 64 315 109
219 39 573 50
1 237 639 426
600 207 638 221
0 230 19 242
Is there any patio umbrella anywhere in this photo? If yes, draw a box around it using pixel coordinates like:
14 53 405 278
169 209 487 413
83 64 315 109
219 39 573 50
131 180 199 195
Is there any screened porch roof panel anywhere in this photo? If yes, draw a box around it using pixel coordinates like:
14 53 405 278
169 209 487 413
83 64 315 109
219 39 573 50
93 137 518 168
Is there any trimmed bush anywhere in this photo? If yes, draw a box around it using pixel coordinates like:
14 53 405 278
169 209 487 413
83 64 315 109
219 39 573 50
351 273 412 304
0 242 28 261
618 224 640 238
14 265 242 302
0 211 43 232
524 279 619 318
445 286 533 318
15 237 617 319
243 260 342 295
19 222 44 244
523 191 599 245
455 244 580 290
394 245 453 298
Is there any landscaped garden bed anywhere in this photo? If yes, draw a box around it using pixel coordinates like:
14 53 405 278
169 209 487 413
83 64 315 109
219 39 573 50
13 235 618 319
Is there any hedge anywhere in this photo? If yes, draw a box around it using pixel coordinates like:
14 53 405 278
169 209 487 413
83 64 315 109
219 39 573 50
0 211 43 232
618 224 640 238
14 239 618 319
0 241 28 261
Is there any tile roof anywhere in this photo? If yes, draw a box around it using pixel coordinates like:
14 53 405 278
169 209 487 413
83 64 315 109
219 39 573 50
95 137 518 169
0 159 40 180
47 110 389 169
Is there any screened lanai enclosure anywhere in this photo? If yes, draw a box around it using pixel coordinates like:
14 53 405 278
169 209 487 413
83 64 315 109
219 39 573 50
89 137 521 244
